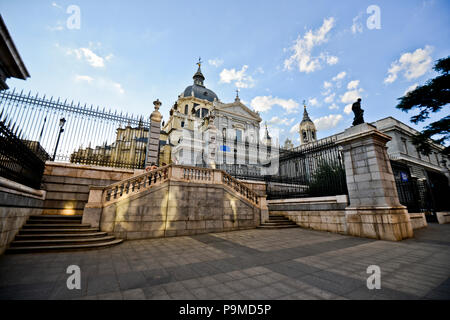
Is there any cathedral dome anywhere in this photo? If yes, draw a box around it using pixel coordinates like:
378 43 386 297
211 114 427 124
183 85 218 102
182 63 218 102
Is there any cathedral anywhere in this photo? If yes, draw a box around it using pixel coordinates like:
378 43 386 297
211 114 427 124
158 60 267 170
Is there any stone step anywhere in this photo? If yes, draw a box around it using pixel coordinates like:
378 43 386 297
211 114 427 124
15 232 108 240
257 224 300 229
42 209 84 216
26 219 82 224
9 235 117 247
19 228 100 234
263 221 297 225
22 223 91 229
5 239 124 254
268 217 290 221
28 215 82 220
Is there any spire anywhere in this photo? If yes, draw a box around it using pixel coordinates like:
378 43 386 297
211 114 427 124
302 104 312 123
235 88 240 102
193 57 205 86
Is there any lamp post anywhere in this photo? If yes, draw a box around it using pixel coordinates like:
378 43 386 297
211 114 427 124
52 117 66 161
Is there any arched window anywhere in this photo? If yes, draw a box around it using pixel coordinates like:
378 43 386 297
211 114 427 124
184 105 188 114
201 108 209 118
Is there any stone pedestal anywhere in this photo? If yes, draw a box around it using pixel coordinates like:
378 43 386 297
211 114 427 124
337 123 413 241
146 99 162 167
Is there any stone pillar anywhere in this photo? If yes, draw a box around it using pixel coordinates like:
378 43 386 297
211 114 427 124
81 186 104 228
337 123 413 241
146 99 162 167
204 113 218 169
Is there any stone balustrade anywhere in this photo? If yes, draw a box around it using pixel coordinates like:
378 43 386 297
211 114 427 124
95 164 260 207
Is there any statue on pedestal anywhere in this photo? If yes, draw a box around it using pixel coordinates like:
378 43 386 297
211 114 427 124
352 98 364 126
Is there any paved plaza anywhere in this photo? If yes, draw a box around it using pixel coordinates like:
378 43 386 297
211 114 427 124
0 224 449 300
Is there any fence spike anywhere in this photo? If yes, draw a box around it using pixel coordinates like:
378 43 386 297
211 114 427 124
11 88 16 95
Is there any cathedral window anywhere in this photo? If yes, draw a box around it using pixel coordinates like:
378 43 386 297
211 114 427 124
184 105 188 114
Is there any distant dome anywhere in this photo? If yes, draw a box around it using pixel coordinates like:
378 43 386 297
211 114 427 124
183 85 218 102
182 64 218 102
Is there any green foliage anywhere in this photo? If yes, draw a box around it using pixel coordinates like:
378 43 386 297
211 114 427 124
396 56 450 155
308 161 347 196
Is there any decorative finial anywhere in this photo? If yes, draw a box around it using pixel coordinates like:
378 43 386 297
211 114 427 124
236 89 239 98
153 99 161 110
197 57 202 68
303 99 306 107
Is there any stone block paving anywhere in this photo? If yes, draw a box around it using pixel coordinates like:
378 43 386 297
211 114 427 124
0 223 449 300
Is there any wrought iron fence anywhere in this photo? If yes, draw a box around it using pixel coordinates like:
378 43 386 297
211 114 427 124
214 135 347 199
0 89 150 169
266 137 347 199
0 109 48 189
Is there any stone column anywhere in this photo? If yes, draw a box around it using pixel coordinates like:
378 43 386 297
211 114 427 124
337 123 413 241
146 99 162 167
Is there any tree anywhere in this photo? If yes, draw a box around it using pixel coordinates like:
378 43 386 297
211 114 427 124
396 56 450 155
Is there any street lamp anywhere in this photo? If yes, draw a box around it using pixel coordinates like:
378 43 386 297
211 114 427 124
52 117 66 161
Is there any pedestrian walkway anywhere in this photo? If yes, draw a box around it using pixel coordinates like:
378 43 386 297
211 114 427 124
0 223 449 300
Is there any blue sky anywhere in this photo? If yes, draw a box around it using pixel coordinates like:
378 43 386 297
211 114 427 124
1 0 449 145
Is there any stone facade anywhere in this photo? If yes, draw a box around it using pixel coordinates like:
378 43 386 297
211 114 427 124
42 162 141 215
82 165 263 240
0 177 45 254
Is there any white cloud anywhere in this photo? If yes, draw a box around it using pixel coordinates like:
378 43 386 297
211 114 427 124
284 17 336 73
66 47 107 68
324 93 335 103
74 75 124 95
75 75 94 83
250 96 299 113
256 67 264 74
341 89 363 105
403 83 418 96
308 98 319 106
351 13 363 34
220 65 255 88
344 104 353 114
269 116 296 126
290 122 300 134
341 79 363 114
347 80 360 90
323 81 332 89
208 58 224 67
332 71 346 81
326 55 339 65
384 46 433 84
51 2 62 9
328 103 339 110
313 114 343 131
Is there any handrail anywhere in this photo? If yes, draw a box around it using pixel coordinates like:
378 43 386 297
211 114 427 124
222 170 259 205
103 164 170 203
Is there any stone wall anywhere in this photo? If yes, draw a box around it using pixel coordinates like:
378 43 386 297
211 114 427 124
268 196 348 234
96 180 260 240
0 177 45 254
437 212 450 224
42 162 141 215
409 212 427 229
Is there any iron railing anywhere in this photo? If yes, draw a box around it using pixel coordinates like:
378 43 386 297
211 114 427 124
0 109 48 189
0 89 150 169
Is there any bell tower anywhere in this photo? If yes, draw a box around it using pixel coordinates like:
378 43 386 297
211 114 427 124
299 104 317 145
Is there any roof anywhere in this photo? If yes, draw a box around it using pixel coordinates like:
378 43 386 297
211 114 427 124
182 64 218 102
0 15 30 89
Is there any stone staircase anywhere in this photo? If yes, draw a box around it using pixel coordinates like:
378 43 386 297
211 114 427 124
6 215 123 253
258 214 299 229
